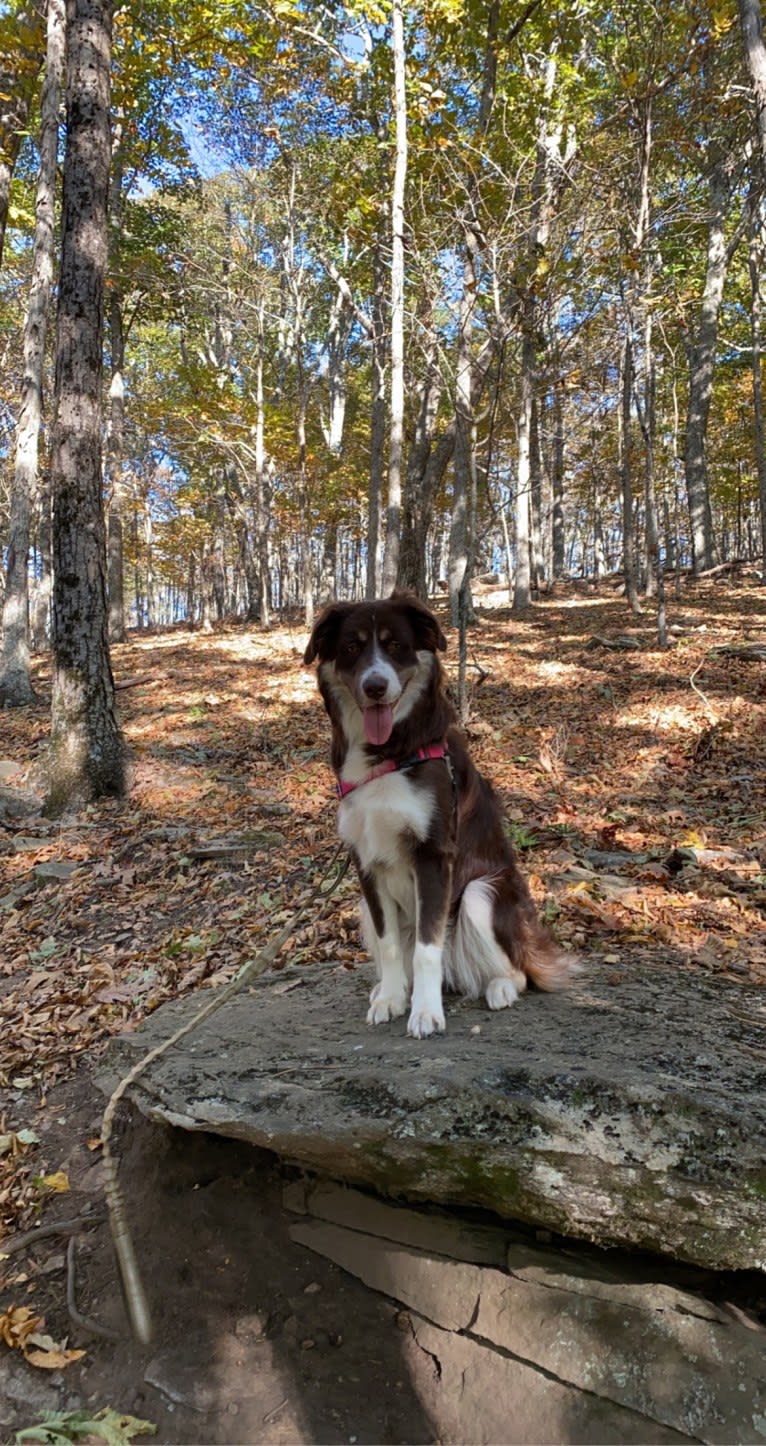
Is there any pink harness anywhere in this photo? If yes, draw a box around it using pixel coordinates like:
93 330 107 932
335 740 449 800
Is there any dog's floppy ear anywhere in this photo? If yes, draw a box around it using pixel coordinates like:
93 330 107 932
303 602 356 665
395 591 447 653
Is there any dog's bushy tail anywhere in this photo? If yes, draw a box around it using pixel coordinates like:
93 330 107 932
520 922 580 992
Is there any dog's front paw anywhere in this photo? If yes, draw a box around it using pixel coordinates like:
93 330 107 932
367 991 408 1025
407 1006 446 1038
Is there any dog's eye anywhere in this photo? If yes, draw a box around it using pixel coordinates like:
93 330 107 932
341 640 360 659
386 640 402 655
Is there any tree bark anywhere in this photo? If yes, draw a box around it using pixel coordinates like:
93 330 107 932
449 231 481 622
321 277 353 455
513 50 573 611
106 114 127 642
31 468 53 648
748 195 766 577
0 0 64 705
254 299 271 624
448 0 499 630
683 154 736 574
619 339 641 612
45 0 125 814
551 377 566 579
106 289 127 641
381 0 407 595
398 358 455 597
739 0 766 175
366 234 387 598
512 322 535 610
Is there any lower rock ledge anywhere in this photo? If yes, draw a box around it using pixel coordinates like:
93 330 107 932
286 1181 766 1446
404 1315 689 1446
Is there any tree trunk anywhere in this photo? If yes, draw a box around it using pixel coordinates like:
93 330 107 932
449 235 480 624
398 365 442 596
448 0 499 632
748 196 766 577
366 237 387 598
638 307 666 644
513 322 535 611
628 94 664 639
551 378 566 579
45 0 125 814
684 155 735 574
620 339 642 612
398 367 455 598
0 0 64 705
254 301 271 623
31 468 53 648
529 398 544 589
106 115 127 641
512 50 572 612
381 0 407 595
321 278 352 454
144 503 156 628
739 0 766 174
106 290 127 641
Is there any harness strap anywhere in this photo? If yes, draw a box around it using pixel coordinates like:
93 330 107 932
336 740 449 800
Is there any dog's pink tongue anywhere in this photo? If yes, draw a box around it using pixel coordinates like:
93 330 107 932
363 703 394 746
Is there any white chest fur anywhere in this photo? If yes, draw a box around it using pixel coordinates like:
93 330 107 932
337 771 435 874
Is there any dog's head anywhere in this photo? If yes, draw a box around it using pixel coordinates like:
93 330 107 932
304 593 447 747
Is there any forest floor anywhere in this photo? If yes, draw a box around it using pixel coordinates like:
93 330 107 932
1 574 766 1445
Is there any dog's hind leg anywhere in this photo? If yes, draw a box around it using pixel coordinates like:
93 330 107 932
450 877 528 1009
488 867 575 993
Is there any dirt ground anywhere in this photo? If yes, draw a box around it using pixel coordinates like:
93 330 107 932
1 1069 438 1445
2 577 766 1444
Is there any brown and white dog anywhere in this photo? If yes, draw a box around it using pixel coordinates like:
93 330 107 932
304 592 575 1038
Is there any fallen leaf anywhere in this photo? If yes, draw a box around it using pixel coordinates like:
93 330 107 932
41 1171 70 1193
0 1303 43 1350
24 1345 86 1369
15 1406 156 1443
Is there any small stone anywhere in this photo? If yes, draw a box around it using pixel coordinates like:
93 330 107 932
34 860 81 884
300 1338 315 1350
304 1281 322 1294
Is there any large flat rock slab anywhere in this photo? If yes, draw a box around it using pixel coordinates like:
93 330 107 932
100 960 766 1271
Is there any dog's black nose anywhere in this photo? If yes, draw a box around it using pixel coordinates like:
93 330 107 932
363 674 389 701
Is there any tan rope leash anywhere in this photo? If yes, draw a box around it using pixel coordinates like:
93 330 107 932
101 844 350 1345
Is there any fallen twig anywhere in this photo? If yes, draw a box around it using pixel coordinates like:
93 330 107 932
262 1397 289 1426
711 642 766 662
688 656 718 722
2 1214 104 1256
114 675 152 691
66 1235 120 1341
585 634 642 651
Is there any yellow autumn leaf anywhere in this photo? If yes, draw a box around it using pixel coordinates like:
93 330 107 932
0 1304 44 1350
25 1346 86 1369
41 1171 70 1193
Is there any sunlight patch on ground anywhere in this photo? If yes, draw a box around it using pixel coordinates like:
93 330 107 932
535 659 592 685
616 702 701 734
